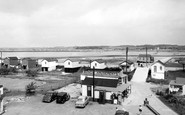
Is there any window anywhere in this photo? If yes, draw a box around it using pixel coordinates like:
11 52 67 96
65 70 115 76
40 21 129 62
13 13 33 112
95 63 97 67
154 66 157 72
68 62 70 65
160 66 162 71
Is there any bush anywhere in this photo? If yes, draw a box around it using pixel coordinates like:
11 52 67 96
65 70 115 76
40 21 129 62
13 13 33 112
148 78 169 85
26 69 38 77
25 82 37 96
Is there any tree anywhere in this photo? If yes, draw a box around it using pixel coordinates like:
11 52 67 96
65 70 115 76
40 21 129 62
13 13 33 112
25 82 37 96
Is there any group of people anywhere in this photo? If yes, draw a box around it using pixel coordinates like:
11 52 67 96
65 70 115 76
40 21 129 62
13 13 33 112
111 90 129 105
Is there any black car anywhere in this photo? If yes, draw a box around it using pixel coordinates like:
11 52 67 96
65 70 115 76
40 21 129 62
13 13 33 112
115 110 129 115
56 92 70 104
42 91 58 103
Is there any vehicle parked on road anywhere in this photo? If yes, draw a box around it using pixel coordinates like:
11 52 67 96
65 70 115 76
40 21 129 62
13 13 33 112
75 96 89 108
56 92 70 104
42 91 58 103
115 110 129 115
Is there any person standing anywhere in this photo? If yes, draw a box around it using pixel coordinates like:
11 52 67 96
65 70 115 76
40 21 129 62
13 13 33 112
139 105 142 114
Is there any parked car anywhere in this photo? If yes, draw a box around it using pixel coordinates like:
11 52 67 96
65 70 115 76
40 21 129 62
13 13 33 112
42 91 58 103
56 92 70 104
115 110 129 115
75 96 89 108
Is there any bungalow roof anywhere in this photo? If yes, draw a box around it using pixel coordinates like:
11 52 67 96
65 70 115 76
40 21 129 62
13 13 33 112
64 58 79 62
170 77 185 86
82 77 118 87
43 58 58 62
82 70 127 78
95 83 131 92
7 57 19 60
151 60 165 66
138 54 153 58
92 59 105 63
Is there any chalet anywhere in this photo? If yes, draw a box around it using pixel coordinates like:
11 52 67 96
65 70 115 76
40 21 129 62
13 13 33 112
151 60 165 79
40 58 58 71
3 57 20 68
90 59 107 69
81 70 131 104
0 85 3 114
119 60 135 72
137 54 154 64
22 58 38 70
169 77 185 95
64 59 81 73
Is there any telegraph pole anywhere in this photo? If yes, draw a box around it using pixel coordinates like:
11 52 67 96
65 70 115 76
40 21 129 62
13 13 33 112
126 47 128 73
0 51 2 68
146 46 148 67
92 66 95 101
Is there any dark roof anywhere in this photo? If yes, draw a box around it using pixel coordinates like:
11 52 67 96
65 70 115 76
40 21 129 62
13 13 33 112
176 77 185 85
92 59 105 63
95 84 131 92
151 60 165 66
57 92 67 96
138 54 153 58
82 77 118 88
0 85 3 88
82 70 127 78
65 58 79 62
44 58 58 62
7 57 19 60
164 62 182 68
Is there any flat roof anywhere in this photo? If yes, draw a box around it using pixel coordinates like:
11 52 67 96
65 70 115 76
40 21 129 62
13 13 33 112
95 83 131 92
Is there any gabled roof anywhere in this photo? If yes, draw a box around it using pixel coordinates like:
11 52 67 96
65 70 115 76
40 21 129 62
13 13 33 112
6 57 19 60
151 60 165 66
82 77 118 87
92 59 105 64
42 58 58 62
64 58 79 62
138 54 153 58
120 60 134 65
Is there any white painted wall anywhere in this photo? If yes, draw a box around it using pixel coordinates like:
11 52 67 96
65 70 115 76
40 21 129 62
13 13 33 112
90 61 106 69
0 86 3 114
64 60 80 68
48 61 58 71
95 91 99 99
41 60 49 67
105 92 111 100
82 85 87 96
151 62 165 79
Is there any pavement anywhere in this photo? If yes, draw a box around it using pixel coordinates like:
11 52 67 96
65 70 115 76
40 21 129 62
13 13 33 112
123 82 178 115
3 82 178 115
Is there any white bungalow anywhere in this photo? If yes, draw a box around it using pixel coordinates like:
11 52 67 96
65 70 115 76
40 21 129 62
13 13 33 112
119 60 135 72
64 59 81 73
169 77 185 95
151 60 165 79
41 58 58 71
80 70 131 104
90 59 107 69
0 85 3 114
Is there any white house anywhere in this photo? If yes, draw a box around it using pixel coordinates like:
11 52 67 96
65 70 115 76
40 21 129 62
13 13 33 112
64 59 81 73
41 58 58 71
90 59 107 69
119 60 135 72
169 77 185 95
0 85 3 114
151 60 165 79
81 70 131 104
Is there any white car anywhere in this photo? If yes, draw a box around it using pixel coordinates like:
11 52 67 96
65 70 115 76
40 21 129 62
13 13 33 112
75 96 89 108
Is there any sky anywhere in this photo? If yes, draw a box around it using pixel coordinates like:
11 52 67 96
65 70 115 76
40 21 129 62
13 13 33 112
0 0 185 47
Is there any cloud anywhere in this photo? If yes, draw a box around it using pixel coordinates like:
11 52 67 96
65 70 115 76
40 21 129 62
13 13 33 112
0 0 185 47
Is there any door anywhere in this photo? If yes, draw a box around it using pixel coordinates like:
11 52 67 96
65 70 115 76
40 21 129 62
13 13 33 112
99 91 106 104
87 86 91 96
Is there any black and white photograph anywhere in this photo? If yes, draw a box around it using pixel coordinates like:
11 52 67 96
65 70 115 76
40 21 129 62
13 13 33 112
0 0 185 115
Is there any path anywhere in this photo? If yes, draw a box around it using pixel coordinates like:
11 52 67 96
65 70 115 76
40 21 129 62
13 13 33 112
132 67 149 82
122 82 178 115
